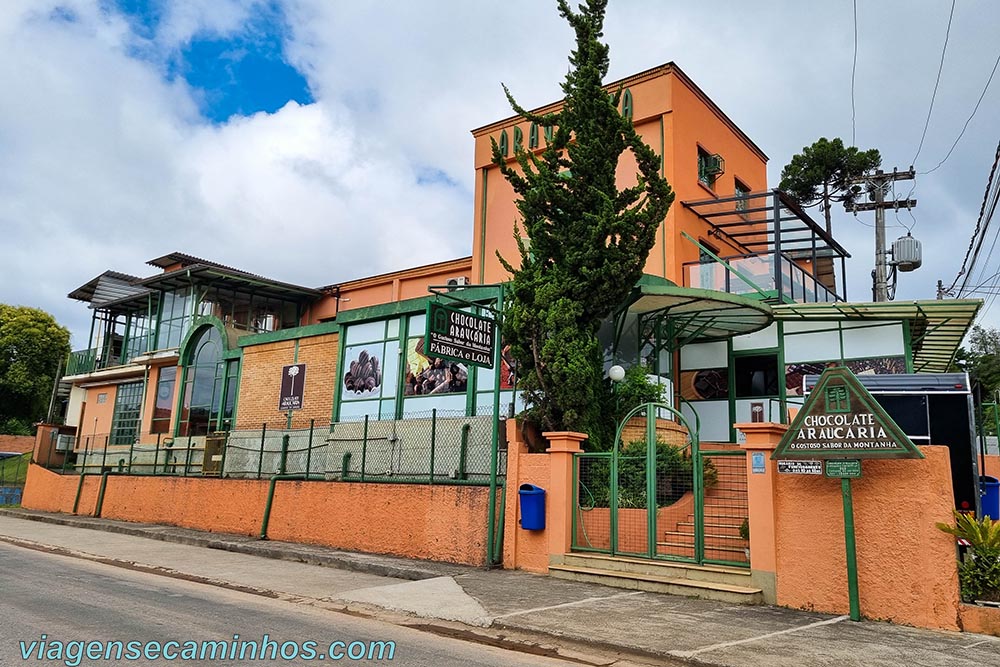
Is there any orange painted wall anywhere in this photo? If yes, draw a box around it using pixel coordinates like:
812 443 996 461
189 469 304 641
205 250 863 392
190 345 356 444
958 604 1000 636
471 63 769 287
236 333 339 429
502 420 551 573
983 454 1000 478
307 258 473 323
20 464 491 566
667 72 768 285
22 464 99 514
78 384 119 446
774 446 960 630
0 434 35 454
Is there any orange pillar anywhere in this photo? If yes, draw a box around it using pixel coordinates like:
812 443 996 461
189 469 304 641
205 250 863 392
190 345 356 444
736 421 786 604
543 431 586 560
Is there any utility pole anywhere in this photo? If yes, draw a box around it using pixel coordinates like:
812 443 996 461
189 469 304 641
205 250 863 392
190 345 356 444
847 168 917 302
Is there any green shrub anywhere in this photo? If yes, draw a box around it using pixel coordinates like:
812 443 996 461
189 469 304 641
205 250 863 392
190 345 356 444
937 512 1000 602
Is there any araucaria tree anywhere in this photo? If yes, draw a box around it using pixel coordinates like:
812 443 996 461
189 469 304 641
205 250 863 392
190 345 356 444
779 137 881 234
493 0 674 445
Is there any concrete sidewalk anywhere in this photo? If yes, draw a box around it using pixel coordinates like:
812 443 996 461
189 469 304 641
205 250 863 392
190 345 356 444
1 508 997 667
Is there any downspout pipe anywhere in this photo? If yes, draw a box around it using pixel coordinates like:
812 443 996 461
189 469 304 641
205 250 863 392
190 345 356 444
72 473 93 515
94 471 127 518
259 473 324 540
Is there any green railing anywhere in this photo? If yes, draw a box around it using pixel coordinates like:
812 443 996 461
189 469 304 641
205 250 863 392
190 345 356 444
66 348 97 375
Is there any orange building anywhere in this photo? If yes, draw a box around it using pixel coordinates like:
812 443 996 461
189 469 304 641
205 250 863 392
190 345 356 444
50 62 973 475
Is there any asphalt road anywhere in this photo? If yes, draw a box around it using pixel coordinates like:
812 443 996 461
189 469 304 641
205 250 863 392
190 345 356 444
0 542 585 667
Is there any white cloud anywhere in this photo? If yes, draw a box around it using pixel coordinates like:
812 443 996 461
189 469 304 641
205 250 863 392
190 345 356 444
1 0 999 350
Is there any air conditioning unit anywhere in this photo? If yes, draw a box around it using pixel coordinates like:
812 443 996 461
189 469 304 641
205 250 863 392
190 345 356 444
446 277 469 289
56 434 75 452
703 153 725 176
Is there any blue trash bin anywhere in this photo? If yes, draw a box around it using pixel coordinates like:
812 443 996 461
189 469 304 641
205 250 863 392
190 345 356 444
518 484 546 530
982 476 1000 520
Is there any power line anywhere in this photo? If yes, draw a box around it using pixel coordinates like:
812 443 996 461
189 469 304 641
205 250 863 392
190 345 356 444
850 0 858 147
968 178 1000 306
947 139 1000 294
922 47 1000 175
911 0 956 168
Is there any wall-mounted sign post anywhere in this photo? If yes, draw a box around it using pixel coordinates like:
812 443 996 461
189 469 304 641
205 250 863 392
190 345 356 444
280 364 306 429
773 366 922 622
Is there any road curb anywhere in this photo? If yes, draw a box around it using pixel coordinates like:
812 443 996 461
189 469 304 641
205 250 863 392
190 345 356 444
0 508 463 582
0 532 689 667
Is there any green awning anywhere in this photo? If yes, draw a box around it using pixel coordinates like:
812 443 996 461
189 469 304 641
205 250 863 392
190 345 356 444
772 299 982 373
626 284 773 346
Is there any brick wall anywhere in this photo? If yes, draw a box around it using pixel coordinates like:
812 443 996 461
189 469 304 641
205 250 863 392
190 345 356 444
236 333 339 429
0 434 35 453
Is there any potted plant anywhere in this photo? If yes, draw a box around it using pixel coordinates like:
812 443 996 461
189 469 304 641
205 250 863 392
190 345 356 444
739 518 751 561
937 512 1000 605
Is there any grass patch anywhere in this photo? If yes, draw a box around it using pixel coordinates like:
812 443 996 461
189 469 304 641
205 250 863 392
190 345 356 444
0 453 30 486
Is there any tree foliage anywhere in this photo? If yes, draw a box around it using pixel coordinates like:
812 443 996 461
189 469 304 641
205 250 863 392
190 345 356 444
493 0 674 445
779 137 881 233
0 304 70 434
953 326 1000 434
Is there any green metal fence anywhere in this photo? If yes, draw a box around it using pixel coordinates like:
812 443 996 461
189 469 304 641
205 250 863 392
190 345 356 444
37 411 505 487
0 453 28 505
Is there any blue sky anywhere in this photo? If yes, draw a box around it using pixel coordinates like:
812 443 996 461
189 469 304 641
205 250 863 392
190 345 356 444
114 0 312 122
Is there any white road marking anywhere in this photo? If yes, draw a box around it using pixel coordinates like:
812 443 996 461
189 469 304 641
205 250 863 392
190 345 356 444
493 591 644 619
669 614 850 658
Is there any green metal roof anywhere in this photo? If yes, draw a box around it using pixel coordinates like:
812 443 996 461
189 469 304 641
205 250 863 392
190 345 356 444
627 284 773 346
772 299 982 373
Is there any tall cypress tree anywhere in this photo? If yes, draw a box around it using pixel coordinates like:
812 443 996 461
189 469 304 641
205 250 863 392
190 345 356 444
493 0 673 445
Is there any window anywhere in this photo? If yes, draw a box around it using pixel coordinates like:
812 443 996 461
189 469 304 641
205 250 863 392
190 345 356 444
735 179 751 214
499 130 509 157
157 288 193 350
177 326 238 436
151 366 177 434
734 354 779 398
621 88 633 121
544 125 554 142
529 122 539 149
513 126 523 152
697 147 724 189
110 382 143 446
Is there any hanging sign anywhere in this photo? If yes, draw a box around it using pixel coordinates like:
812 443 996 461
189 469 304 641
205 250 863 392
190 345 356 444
279 363 306 411
425 302 496 368
772 366 923 460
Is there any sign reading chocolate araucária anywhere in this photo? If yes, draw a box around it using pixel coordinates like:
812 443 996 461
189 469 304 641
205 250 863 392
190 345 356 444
772 366 923 461
425 302 496 368
771 365 921 625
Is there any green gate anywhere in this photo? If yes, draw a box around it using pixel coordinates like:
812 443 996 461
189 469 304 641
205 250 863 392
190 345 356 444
572 402 749 567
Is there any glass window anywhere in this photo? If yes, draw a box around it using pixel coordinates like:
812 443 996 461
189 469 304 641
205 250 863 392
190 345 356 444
513 126 523 152
110 382 143 446
529 122 539 149
157 288 193 350
735 179 751 213
177 326 237 436
151 366 177 434
403 336 468 397
499 130 508 157
734 354 779 398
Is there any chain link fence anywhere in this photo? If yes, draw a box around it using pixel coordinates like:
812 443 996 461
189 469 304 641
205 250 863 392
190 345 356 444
39 412 507 488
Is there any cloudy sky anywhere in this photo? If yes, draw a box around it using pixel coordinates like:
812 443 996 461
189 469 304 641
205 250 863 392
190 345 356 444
1 0 999 347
